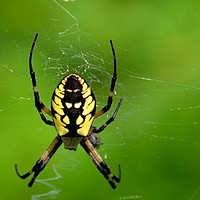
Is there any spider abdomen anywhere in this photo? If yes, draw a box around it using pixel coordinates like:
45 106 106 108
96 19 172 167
51 74 96 140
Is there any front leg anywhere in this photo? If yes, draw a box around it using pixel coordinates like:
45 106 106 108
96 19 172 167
94 40 117 119
29 33 54 126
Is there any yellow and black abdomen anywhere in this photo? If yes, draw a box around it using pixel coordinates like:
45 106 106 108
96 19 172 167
51 74 96 149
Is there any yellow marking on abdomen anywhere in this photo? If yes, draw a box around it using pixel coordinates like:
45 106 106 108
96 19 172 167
82 100 95 116
74 89 81 92
77 114 94 136
85 95 93 106
66 102 72 108
82 82 88 91
52 100 64 115
54 96 64 108
78 76 84 84
76 115 84 125
53 113 69 136
82 87 91 98
62 79 67 85
55 88 64 99
63 115 70 124
59 83 65 91
66 89 73 92
74 102 82 108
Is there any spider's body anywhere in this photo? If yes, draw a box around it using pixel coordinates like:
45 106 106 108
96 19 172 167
52 74 96 150
15 33 122 189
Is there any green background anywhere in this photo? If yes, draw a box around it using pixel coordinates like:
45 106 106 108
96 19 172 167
1 0 200 199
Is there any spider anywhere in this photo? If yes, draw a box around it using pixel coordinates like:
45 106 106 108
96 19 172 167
15 33 123 189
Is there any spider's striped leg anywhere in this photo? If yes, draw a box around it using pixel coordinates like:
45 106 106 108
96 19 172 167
95 40 117 119
94 97 123 134
29 33 54 126
81 138 121 189
15 136 62 187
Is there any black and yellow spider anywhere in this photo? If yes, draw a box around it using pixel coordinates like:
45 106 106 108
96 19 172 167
15 33 123 189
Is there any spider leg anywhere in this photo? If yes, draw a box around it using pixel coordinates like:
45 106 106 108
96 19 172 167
95 40 117 119
15 136 62 187
94 97 123 134
29 33 54 126
81 138 121 189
